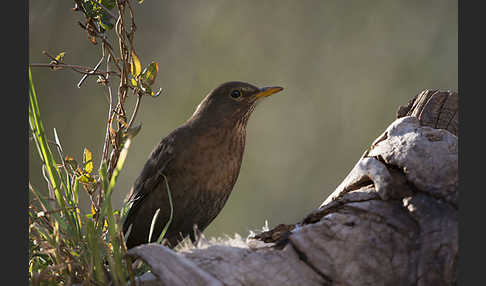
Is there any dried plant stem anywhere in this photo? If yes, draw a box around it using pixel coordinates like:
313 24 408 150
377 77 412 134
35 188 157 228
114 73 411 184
127 92 142 128
77 52 105 88
101 53 115 169
30 63 119 78
31 0 149 211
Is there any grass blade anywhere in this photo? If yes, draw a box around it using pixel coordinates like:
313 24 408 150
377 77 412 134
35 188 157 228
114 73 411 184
148 208 161 243
156 174 173 244
29 68 70 215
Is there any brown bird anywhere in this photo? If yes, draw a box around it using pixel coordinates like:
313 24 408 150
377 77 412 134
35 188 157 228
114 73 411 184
123 81 283 249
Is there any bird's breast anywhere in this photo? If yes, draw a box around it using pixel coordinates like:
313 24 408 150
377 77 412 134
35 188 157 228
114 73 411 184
169 125 246 217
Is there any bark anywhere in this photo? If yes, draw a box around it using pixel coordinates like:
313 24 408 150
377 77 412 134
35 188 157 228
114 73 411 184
126 89 458 286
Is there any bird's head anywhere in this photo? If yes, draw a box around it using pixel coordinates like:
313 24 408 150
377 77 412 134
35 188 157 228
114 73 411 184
189 81 283 127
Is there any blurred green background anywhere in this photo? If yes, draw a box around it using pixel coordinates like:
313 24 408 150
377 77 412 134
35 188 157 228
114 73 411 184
29 1 457 239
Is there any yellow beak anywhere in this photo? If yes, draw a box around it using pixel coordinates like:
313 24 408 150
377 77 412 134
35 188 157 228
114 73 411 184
255 86 284 100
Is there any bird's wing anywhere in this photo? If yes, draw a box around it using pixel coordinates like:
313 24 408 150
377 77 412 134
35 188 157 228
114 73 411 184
122 135 175 233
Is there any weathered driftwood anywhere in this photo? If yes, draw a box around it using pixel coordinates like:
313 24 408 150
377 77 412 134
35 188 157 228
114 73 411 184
126 89 458 286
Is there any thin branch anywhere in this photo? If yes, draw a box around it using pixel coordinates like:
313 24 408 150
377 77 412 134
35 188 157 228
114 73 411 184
97 50 115 209
30 63 119 78
100 53 115 169
102 1 135 180
32 206 79 219
115 14 127 103
42 50 59 62
100 36 122 74
30 63 91 71
77 52 105 88
126 0 137 41
116 2 130 82
29 182 48 213
77 20 123 75
127 92 142 128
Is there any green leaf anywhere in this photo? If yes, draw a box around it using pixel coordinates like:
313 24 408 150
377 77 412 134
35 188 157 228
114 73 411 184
151 88 163 97
80 1 116 31
83 148 93 173
81 0 99 18
126 123 142 139
130 50 142 77
140 84 151 94
99 135 133 229
64 156 78 172
99 12 114 31
55 52 65 63
141 61 159 86
131 77 138 87
138 0 145 3
100 0 116 10
78 174 95 184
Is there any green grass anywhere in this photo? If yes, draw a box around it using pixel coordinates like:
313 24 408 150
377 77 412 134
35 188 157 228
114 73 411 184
29 68 135 285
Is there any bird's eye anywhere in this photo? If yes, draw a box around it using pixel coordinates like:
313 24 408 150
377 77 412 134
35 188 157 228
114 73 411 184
230 90 241 98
